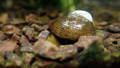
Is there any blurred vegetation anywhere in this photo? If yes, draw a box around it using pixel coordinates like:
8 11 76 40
0 0 119 22
0 0 119 11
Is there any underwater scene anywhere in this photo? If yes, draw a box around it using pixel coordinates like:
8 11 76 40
0 0 120 68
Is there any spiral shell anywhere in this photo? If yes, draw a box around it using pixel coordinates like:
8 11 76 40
50 10 95 40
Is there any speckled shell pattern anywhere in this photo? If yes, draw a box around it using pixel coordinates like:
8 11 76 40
50 16 95 40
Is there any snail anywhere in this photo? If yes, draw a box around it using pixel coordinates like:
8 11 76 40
50 10 95 40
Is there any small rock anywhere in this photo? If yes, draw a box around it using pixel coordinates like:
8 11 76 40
109 33 120 38
74 36 101 49
33 39 59 59
5 52 22 66
108 23 120 32
3 25 20 35
94 21 108 30
20 45 33 52
19 35 32 46
0 40 18 52
56 45 77 60
10 18 26 25
25 14 50 25
11 33 21 41
31 24 49 31
38 30 50 40
22 26 35 40
104 34 120 53
31 24 42 31
22 53 34 64
25 14 36 23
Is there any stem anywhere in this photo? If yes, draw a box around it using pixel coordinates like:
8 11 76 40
60 0 76 12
